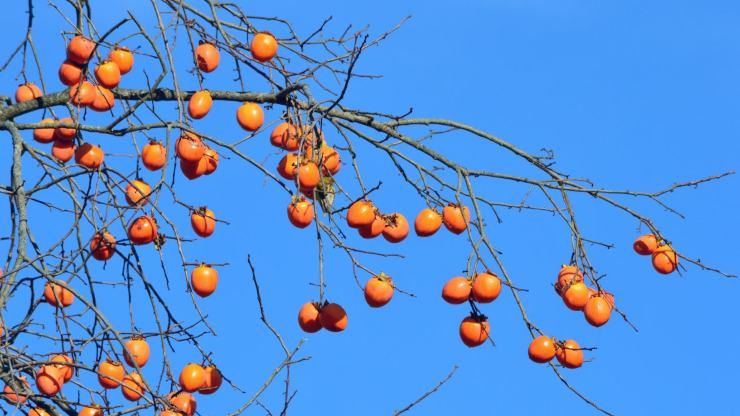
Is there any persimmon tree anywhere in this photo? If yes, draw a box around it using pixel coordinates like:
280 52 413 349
0 1 735 416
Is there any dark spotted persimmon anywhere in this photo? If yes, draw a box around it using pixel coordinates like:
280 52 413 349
127 216 157 245
382 213 409 243
633 234 659 255
195 41 219 72
90 231 116 261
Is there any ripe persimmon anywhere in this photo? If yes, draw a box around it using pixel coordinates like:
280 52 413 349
555 265 584 294
67 35 95 65
287 198 314 228
442 277 471 304
236 102 264 131
277 153 299 179
121 372 145 401
188 90 212 119
123 336 150 368
191 264 218 297
471 272 502 303
251 32 278 62
50 354 74 382
414 208 442 237
33 118 57 143
459 315 490 347
319 303 348 332
54 117 77 141
110 46 134 74
77 405 103 416
43 281 74 307
633 234 659 255
58 60 83 86
364 274 394 307
125 179 151 206
28 409 51 416
347 200 375 228
358 215 385 239
442 203 470 234
3 377 29 404
382 213 409 243
180 157 209 180
191 207 216 237
270 122 300 150
297 161 320 190
298 302 322 333
169 391 196 416
652 245 678 274
195 41 220 72
90 86 115 112
69 81 96 107
128 216 158 245
142 141 167 171
179 363 206 392
176 132 205 162
583 294 612 327
556 339 584 369
528 335 556 363
200 365 222 395
319 146 341 175
15 82 42 103
52 139 76 163
562 282 589 311
35 365 64 396
97 358 125 389
95 60 121 88
75 143 104 169
203 147 219 175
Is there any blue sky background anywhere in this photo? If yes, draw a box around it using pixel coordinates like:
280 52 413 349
1 1 739 415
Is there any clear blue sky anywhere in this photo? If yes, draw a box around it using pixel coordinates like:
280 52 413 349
1 1 739 415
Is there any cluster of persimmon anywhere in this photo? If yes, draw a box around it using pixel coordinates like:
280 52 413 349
336 201 471 242
292 203 472 333
100 336 221 415
1 370 98 416
1 332 216 415
24 36 134 166
297 301 349 333
296 274 395 335
528 335 585 369
633 234 679 274
273 122 342 229
185 34 280 177
441 272 502 347
554 265 615 327
12 32 284 414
